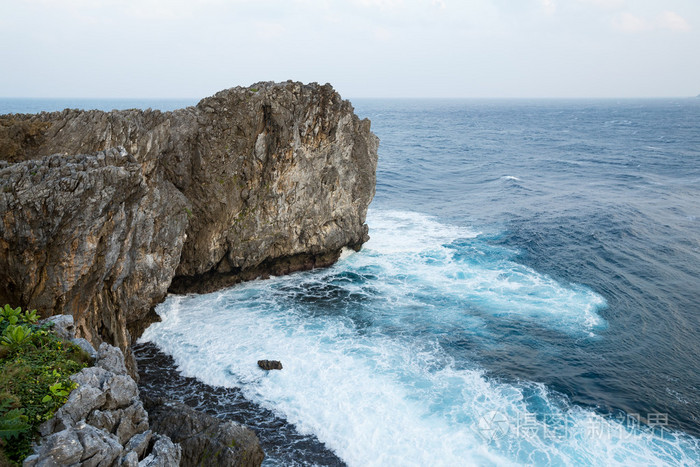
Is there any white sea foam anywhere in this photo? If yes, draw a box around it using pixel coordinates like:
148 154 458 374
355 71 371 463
140 210 700 466
142 293 700 466
360 210 605 335
363 210 479 254
338 247 357 261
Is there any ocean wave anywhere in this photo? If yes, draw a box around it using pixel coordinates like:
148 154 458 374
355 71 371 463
141 278 699 466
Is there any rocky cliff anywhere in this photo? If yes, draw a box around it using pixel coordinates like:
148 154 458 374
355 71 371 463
0 82 378 373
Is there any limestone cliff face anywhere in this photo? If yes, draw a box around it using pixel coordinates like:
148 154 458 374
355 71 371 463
0 148 188 370
0 81 378 371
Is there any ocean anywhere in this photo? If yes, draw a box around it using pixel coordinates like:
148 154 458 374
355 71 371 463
2 97 700 465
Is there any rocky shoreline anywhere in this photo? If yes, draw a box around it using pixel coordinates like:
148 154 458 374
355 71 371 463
26 315 264 466
134 342 346 466
0 82 378 465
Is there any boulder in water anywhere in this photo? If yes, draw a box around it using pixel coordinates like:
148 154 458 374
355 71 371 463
258 360 283 370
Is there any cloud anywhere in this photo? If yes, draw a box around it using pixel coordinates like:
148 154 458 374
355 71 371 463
658 10 691 32
613 12 649 32
613 10 691 33
577 0 625 9
540 0 556 16
20 0 229 21
352 0 404 9
351 0 447 12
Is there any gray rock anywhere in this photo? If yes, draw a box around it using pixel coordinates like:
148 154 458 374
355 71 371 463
21 455 39 466
71 337 98 361
124 430 153 459
146 399 264 467
86 408 118 434
41 384 107 435
40 315 75 340
120 451 139 467
103 374 139 410
71 366 111 389
33 343 166 467
138 434 182 467
97 343 129 376
74 421 123 466
0 82 378 372
85 401 148 445
114 402 149 445
23 428 82 466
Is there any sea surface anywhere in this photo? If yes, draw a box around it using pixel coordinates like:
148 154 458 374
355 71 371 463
2 97 700 465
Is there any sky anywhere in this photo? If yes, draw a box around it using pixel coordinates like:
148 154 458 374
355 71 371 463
1 0 698 98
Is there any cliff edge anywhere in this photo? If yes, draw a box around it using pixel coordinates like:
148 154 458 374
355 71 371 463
0 81 378 373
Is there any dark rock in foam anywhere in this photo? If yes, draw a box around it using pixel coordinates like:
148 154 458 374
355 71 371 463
258 360 283 370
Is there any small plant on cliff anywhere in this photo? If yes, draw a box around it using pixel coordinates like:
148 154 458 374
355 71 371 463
0 305 22 326
0 399 30 443
0 306 88 465
0 325 33 350
40 378 76 405
20 309 38 325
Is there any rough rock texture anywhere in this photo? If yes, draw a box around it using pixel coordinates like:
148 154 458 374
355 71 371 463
145 399 265 467
25 339 182 467
257 360 283 370
0 81 378 371
0 147 188 372
137 435 181 467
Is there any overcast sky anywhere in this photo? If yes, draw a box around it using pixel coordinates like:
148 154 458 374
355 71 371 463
1 0 698 98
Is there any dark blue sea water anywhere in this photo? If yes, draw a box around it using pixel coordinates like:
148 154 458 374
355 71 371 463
3 97 700 465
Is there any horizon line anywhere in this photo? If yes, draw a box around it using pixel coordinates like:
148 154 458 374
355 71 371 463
1 95 698 100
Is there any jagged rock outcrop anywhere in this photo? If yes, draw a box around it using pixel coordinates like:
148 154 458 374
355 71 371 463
144 399 265 467
0 81 378 371
25 339 182 467
25 316 264 466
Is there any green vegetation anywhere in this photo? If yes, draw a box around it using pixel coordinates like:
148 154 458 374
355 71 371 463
0 305 89 465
